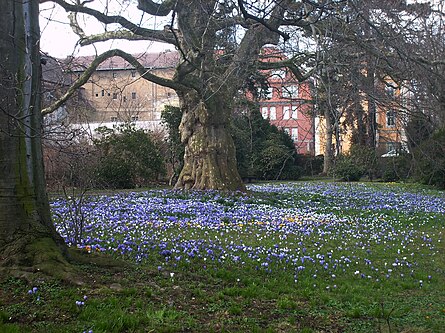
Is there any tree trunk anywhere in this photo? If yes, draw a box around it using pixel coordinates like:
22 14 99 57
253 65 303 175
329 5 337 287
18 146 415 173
323 109 334 175
0 0 69 280
365 59 377 148
175 90 245 191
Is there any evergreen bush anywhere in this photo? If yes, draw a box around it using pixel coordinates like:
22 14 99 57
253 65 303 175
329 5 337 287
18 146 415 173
94 124 165 189
412 128 445 189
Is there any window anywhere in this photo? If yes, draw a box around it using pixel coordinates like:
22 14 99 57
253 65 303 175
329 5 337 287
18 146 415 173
282 85 298 98
101 90 105 97
283 106 290 120
112 72 117 78
131 71 136 78
386 142 397 153
123 96 127 102
283 128 290 135
269 106 276 120
386 110 396 127
131 115 139 122
112 92 118 100
291 128 298 143
258 87 273 99
110 116 118 122
261 106 268 119
385 85 396 97
271 69 286 79
291 105 298 119
131 92 137 99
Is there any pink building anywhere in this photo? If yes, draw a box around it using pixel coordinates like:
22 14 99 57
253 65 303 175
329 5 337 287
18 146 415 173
258 66 315 155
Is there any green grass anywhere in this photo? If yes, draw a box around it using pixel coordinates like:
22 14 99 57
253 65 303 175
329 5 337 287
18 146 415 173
1 181 444 332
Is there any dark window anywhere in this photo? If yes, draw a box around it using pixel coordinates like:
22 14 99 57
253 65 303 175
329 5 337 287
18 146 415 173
131 92 136 99
112 93 118 99
131 71 136 77
386 110 396 127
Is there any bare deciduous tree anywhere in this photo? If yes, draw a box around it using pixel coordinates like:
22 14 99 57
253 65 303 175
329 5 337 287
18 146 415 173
41 0 338 190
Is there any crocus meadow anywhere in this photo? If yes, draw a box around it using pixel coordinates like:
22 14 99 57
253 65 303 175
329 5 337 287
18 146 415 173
51 182 444 289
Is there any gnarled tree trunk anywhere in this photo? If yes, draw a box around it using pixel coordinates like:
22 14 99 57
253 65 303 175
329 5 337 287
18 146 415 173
175 90 245 191
0 0 69 280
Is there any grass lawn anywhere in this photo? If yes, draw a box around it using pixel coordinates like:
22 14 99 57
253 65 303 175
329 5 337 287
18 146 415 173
1 181 444 332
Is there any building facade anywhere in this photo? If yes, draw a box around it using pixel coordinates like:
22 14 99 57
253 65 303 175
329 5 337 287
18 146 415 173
69 51 180 126
45 50 406 158
259 71 315 155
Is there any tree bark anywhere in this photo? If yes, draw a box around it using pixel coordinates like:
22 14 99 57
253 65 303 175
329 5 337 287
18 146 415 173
0 0 68 279
175 90 245 191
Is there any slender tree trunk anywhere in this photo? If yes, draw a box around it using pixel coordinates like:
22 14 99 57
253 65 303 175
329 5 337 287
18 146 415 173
323 108 334 174
365 59 377 148
0 0 68 279
175 90 245 191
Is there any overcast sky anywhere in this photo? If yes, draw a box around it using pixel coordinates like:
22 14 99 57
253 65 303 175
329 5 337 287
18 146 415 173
39 2 171 59
39 0 440 59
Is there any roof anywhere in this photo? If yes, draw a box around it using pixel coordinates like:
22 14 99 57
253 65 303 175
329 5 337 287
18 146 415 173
68 50 180 72
42 56 73 86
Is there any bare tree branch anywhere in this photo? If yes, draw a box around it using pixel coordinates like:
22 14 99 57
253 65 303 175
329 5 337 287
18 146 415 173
237 0 290 41
51 0 177 45
137 0 176 16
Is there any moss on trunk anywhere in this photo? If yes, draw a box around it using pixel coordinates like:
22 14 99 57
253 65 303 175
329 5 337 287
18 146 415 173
0 0 71 282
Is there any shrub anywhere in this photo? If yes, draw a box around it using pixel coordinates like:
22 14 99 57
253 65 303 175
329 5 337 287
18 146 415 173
379 154 412 182
231 105 300 181
412 128 445 189
297 154 324 177
94 124 165 189
332 155 365 181
256 135 299 180
43 138 97 190
332 145 377 181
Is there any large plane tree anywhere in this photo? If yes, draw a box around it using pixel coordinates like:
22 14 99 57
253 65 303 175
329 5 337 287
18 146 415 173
44 0 336 191
0 0 70 278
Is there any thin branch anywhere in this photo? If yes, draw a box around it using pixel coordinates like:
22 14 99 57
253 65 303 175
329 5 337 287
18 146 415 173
258 53 317 82
237 0 290 41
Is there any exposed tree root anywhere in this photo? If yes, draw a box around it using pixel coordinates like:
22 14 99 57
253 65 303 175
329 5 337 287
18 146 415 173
0 234 130 286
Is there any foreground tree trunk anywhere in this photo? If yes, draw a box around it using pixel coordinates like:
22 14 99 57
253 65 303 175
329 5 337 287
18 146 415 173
175 90 245 191
0 0 69 279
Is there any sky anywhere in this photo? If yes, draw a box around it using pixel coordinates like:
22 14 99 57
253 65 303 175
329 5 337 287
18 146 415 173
39 1 172 59
39 0 441 59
